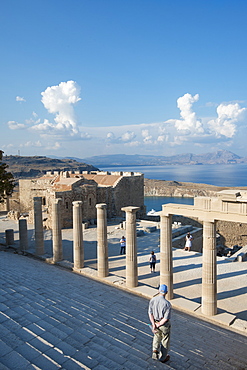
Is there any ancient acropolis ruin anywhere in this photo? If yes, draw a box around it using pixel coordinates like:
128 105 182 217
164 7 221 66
7 188 245 324
18 170 145 228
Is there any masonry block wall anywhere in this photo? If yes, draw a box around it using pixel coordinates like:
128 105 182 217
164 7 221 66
113 173 145 217
215 220 247 247
19 178 53 212
17 171 145 228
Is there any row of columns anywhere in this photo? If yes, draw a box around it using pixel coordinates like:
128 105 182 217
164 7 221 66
29 197 217 317
31 198 140 289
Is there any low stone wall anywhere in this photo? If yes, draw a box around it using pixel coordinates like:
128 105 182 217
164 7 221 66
216 220 247 248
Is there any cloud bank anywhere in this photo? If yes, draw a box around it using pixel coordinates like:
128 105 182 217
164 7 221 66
6 83 247 155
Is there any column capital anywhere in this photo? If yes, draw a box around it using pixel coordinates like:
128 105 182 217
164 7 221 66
203 217 216 223
160 211 172 218
72 201 83 207
121 206 140 213
96 203 107 209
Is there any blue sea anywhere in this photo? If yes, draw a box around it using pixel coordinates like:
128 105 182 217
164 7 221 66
101 163 247 213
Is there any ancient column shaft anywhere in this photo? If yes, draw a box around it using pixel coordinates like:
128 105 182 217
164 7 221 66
19 219 28 251
96 203 108 277
160 213 173 300
121 206 140 288
5 229 14 246
73 201 84 269
202 220 217 316
52 198 63 262
33 197 44 255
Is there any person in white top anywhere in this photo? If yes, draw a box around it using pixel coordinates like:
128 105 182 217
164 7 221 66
183 232 193 251
119 236 126 255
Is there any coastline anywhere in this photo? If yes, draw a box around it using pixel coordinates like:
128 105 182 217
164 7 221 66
144 178 247 198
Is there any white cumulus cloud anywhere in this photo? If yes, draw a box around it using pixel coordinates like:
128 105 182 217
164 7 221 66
207 103 246 138
106 131 136 144
20 141 42 148
121 131 136 142
8 121 26 130
16 96 26 102
44 142 61 150
172 93 204 133
39 80 81 135
142 129 153 144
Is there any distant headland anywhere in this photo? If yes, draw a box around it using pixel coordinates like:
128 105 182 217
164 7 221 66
80 150 246 167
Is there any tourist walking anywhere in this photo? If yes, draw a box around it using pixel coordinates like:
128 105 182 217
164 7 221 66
148 284 171 363
183 232 193 251
149 251 156 273
119 236 126 254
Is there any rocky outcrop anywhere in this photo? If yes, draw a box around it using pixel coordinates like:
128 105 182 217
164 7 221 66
144 178 230 198
3 155 98 179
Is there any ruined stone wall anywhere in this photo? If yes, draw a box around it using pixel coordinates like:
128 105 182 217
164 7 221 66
19 178 53 212
80 185 97 222
173 215 247 248
96 187 114 218
43 185 97 228
113 174 145 217
215 220 247 248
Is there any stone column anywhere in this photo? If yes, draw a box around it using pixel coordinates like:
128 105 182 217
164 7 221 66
73 201 84 269
19 219 28 252
202 220 217 316
52 198 63 262
160 212 173 300
121 206 140 288
5 229 14 246
33 197 44 255
96 203 108 277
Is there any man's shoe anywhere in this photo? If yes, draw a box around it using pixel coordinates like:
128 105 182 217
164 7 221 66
152 350 159 360
160 355 170 363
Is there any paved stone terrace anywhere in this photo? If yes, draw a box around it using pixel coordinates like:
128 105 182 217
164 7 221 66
0 251 247 370
0 215 247 332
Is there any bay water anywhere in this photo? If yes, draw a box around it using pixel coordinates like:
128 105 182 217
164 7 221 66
101 163 247 213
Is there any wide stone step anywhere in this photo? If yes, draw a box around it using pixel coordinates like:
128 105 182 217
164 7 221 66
1 251 247 370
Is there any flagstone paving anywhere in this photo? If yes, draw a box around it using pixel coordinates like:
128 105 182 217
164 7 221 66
0 251 247 370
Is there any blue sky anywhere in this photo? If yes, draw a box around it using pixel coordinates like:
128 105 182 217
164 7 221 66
1 0 247 159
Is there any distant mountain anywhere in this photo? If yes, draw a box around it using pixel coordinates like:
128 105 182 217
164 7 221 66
79 150 244 166
3 155 98 179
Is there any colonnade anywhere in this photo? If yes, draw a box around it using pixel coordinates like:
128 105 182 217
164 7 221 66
27 197 218 317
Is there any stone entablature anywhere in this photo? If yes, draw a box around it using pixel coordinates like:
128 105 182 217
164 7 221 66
19 170 145 228
162 190 247 224
194 190 247 217
160 189 247 317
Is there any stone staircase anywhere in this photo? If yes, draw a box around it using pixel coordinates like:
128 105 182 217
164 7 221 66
1 251 247 369
0 251 168 369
